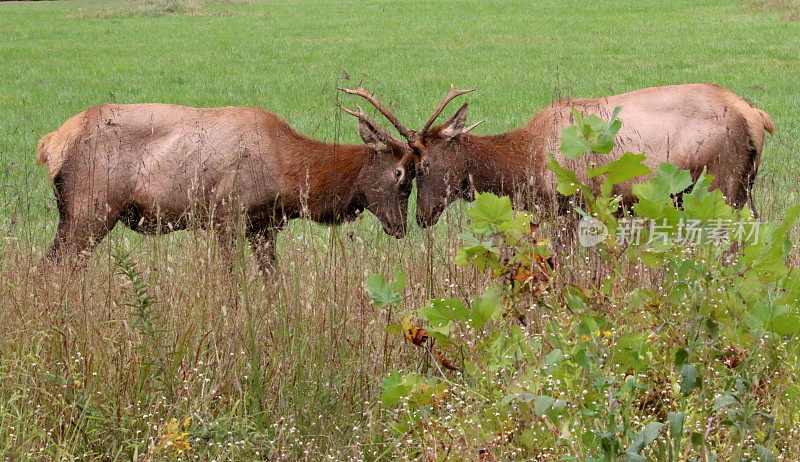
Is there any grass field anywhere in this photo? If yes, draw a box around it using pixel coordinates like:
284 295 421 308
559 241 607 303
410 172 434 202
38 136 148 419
1 0 799 459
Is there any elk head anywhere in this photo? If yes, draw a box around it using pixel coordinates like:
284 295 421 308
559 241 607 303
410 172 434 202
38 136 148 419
339 85 480 228
339 100 414 238
413 90 484 227
340 85 483 228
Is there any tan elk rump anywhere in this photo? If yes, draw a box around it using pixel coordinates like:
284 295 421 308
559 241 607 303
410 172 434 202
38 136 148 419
36 103 414 270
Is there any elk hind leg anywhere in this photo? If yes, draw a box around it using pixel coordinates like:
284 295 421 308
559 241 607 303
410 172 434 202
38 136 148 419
43 175 120 265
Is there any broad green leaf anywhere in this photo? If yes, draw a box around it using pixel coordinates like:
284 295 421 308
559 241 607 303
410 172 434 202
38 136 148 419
559 124 593 159
712 394 737 411
747 242 789 282
365 272 405 308
467 193 514 232
559 107 624 158
631 198 666 220
668 411 685 442
577 315 600 336
770 309 800 336
574 348 591 369
587 152 652 197
381 372 416 407
752 301 788 326
546 157 584 196
780 268 800 292
654 162 694 194
392 270 407 292
470 287 503 329
501 392 537 406
774 204 800 238
534 395 556 417
455 244 491 269
610 333 654 371
563 285 588 312
617 332 645 350
420 298 469 327
383 322 403 335
552 399 568 413
604 106 624 139
632 181 658 204
637 249 665 268
408 381 447 407
680 363 699 396
586 108 622 154
634 162 694 205
425 326 453 346
565 293 587 313
627 422 665 455
682 173 734 221
545 348 564 365
497 212 532 242
674 348 688 368
492 327 528 365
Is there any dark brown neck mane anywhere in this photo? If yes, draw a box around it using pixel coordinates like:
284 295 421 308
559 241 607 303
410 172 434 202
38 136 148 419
455 128 544 198
281 131 371 223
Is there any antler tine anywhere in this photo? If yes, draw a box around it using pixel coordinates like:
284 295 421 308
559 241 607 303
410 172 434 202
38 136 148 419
421 86 476 134
464 119 485 133
337 104 394 139
337 103 365 119
338 85 415 141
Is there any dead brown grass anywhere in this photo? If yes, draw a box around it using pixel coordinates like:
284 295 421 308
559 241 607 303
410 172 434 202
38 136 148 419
0 208 487 458
68 0 253 20
751 0 800 20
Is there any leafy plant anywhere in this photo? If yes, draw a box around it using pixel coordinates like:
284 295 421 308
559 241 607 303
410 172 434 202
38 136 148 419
367 107 799 459
113 249 172 396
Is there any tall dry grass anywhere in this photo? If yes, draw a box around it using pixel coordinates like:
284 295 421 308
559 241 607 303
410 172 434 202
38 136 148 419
0 202 491 459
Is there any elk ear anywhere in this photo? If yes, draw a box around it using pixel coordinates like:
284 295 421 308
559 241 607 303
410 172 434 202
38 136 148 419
358 119 390 152
439 102 470 139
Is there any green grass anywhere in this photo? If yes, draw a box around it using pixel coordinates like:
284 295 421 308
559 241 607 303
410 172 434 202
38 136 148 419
0 0 799 459
1 0 799 236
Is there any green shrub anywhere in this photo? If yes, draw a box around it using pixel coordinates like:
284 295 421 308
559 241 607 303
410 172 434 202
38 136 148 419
369 108 800 460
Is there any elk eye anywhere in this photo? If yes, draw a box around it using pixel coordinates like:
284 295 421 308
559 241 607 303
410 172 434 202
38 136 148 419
422 160 430 170
394 169 403 179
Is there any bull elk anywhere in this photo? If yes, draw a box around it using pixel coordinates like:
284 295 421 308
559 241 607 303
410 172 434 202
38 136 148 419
36 102 414 271
343 83 774 230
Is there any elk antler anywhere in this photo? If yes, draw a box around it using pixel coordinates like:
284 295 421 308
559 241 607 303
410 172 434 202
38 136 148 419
337 104 396 142
464 119 485 133
421 86 476 134
338 85 415 141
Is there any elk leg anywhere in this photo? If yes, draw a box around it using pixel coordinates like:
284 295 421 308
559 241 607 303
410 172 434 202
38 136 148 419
43 179 119 265
247 227 278 274
747 188 759 221
43 196 71 263
43 172 73 263
211 220 239 272
44 217 117 265
745 164 760 220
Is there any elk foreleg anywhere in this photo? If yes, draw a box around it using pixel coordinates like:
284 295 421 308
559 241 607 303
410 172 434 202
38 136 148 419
247 226 279 275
